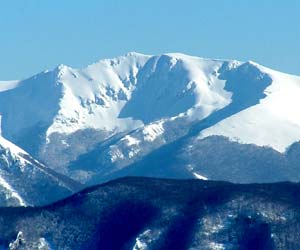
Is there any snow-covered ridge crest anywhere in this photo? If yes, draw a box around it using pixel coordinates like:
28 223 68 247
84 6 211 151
0 52 233 141
0 52 300 154
46 52 151 136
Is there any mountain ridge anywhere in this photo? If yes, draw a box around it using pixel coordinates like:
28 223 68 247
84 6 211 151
0 52 299 206
0 135 82 207
0 177 300 249
1 52 299 153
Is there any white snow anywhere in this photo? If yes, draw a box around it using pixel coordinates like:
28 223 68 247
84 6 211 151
209 242 225 250
0 53 232 149
9 231 25 250
121 135 140 146
0 135 32 206
198 66 300 153
41 52 231 140
193 172 208 180
0 136 31 166
128 148 141 159
132 229 160 250
0 175 27 206
0 136 28 156
142 121 165 142
0 52 300 154
38 238 51 250
109 146 125 163
0 80 20 92
133 237 147 250
46 53 149 137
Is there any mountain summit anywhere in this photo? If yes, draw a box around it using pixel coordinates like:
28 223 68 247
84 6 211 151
0 52 300 205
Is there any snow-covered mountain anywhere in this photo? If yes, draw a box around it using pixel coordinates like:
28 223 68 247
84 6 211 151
0 52 300 190
0 134 81 206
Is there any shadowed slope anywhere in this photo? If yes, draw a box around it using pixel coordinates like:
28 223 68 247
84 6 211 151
0 177 299 249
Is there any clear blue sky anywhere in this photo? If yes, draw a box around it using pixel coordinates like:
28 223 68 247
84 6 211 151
0 0 299 80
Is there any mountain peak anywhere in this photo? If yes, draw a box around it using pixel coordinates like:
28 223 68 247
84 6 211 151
0 52 300 205
125 51 148 57
0 52 300 169
53 64 72 77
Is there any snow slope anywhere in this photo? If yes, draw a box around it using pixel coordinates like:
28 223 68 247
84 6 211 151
0 52 235 175
0 52 300 186
0 134 81 206
1 52 298 154
198 65 300 152
0 52 231 143
0 53 149 142
120 53 231 123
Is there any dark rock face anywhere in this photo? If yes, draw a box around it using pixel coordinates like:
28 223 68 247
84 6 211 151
0 177 300 249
